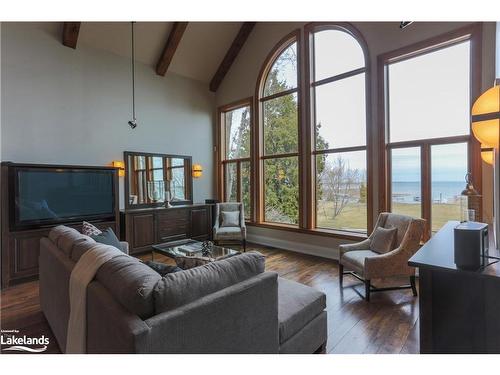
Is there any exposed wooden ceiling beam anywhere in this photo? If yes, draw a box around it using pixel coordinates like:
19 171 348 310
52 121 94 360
209 22 256 92
156 22 189 76
62 22 81 49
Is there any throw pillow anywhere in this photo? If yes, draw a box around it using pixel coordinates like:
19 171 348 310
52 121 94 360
91 227 125 253
370 227 397 254
221 211 240 227
143 260 182 276
82 221 102 236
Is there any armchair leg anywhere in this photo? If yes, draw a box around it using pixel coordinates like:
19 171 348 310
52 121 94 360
410 275 417 297
365 279 371 302
242 239 246 252
339 263 344 286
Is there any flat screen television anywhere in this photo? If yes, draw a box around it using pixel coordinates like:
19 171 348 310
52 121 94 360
10 165 116 230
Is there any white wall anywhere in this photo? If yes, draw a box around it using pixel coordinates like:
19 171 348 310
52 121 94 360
215 22 497 259
1 23 216 208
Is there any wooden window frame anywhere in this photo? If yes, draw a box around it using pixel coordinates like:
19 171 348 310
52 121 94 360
216 97 254 222
377 23 483 240
304 22 373 235
246 26 372 240
255 30 302 227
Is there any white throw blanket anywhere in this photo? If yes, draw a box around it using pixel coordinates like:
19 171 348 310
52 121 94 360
66 243 124 354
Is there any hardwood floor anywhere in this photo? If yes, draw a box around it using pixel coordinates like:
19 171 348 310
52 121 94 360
0 244 419 354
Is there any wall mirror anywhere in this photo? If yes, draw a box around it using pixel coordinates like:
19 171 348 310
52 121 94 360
124 151 193 209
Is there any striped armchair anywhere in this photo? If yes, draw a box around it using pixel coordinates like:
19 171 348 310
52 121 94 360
339 212 426 301
213 202 247 251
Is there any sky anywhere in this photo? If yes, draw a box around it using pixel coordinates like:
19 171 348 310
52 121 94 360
388 41 470 142
392 143 468 182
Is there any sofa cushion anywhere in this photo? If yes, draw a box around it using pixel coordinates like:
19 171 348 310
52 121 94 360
82 221 102 236
277 277 326 343
215 226 243 240
341 250 379 274
370 227 397 254
70 236 98 263
91 228 125 253
218 203 241 215
154 252 265 313
144 260 182 276
48 226 85 257
95 254 161 319
383 214 412 247
221 211 240 227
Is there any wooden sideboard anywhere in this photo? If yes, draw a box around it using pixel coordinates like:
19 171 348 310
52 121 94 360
120 204 212 255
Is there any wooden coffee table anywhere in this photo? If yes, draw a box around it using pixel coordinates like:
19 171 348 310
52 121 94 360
152 239 240 269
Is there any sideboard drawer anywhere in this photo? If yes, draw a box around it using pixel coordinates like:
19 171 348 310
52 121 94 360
121 205 212 254
157 210 189 223
157 223 189 242
157 210 189 241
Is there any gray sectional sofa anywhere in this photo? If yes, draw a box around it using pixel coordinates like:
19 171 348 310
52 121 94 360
39 225 327 354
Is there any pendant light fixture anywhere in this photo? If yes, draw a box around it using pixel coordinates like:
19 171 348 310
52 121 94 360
471 79 500 249
128 22 138 129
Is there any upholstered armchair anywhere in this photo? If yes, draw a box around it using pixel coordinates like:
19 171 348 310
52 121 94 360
213 202 247 251
339 212 426 301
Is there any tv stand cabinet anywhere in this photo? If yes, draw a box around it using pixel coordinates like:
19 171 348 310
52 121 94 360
1 162 120 289
2 220 118 288
120 205 212 255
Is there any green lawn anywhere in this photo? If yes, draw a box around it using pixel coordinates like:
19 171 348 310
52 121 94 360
316 201 367 232
316 201 462 233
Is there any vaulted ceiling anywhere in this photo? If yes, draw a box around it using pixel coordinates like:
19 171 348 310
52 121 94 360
58 22 255 91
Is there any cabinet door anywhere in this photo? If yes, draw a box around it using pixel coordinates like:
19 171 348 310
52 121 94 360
484 277 500 352
9 230 48 280
191 208 210 240
132 214 155 248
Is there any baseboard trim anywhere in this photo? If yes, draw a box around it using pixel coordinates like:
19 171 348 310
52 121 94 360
247 233 339 261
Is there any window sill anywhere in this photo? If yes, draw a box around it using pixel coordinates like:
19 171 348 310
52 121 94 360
246 222 368 241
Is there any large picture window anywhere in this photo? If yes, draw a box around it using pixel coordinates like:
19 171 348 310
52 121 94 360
217 24 480 241
381 26 481 238
259 40 300 225
219 100 252 220
310 26 369 234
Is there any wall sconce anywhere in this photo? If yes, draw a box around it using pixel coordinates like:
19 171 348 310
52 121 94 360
192 163 203 178
112 161 125 177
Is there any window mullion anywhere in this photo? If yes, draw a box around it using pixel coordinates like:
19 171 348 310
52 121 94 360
421 144 432 240
236 161 242 204
311 67 366 88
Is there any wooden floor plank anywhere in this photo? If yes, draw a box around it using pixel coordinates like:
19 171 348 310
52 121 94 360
1 243 419 354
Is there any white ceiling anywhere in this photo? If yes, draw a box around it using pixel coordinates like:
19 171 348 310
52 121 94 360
77 22 243 83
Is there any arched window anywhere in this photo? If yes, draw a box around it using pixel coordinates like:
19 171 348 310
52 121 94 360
258 34 300 225
309 25 370 234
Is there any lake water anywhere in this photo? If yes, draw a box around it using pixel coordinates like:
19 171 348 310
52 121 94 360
392 181 464 204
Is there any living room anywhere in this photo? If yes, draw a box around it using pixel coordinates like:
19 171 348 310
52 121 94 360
1 0 500 372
